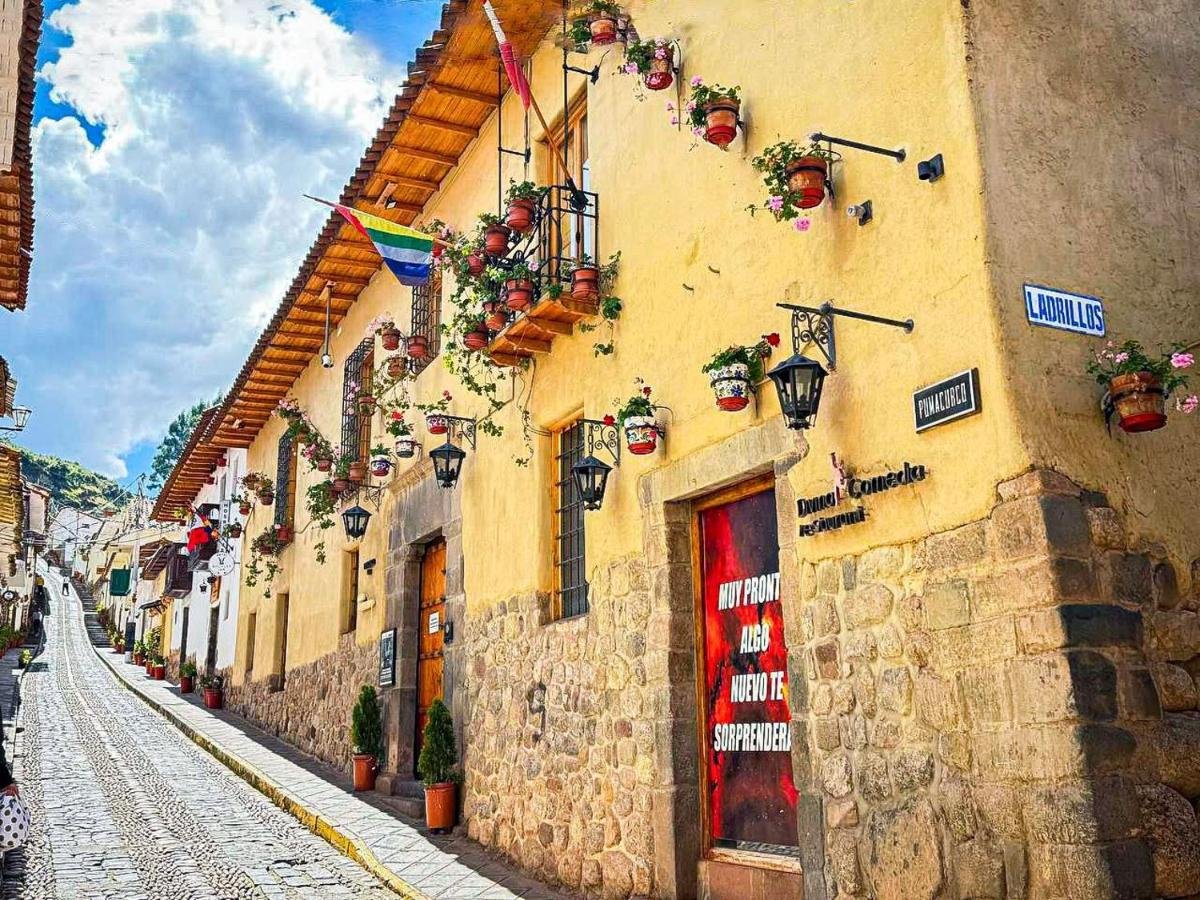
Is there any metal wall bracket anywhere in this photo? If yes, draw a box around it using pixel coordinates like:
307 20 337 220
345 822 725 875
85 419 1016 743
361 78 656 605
442 414 478 450
810 131 906 163
777 301 915 371
563 62 601 84
580 418 621 467
917 154 945 182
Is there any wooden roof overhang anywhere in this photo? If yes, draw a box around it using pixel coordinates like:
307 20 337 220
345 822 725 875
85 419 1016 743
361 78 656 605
210 0 559 450
0 447 21 549
0 0 42 312
137 539 168 569
150 407 223 522
141 543 178 582
0 357 12 417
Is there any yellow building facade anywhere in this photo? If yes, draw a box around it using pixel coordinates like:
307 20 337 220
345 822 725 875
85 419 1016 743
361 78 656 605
210 2 1200 898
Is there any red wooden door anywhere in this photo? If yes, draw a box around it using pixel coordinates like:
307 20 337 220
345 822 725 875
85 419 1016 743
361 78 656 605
415 539 446 761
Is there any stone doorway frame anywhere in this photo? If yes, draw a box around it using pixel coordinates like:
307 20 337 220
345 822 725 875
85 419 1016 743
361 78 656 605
637 418 825 900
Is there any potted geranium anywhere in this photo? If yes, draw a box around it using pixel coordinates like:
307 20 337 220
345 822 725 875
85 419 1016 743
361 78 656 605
620 37 674 91
386 410 419 458
200 673 223 710
702 333 780 411
504 262 537 312
1087 340 1196 433
385 354 408 380
616 380 662 455
749 141 839 224
133 640 145 666
369 445 393 477
351 685 384 792
479 212 511 257
504 180 545 234
417 698 458 832
684 78 742 148
407 333 430 360
573 0 622 46
420 391 453 435
366 314 402 351
179 661 196 694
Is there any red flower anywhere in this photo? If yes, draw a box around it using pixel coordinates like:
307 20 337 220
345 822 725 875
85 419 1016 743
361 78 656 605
602 414 616 426
642 386 652 396
764 332 781 347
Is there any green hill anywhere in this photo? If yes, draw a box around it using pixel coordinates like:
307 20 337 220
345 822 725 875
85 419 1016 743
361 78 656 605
1 441 127 513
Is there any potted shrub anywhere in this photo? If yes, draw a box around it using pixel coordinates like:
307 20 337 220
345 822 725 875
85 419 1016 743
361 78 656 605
386 410 419 458
133 640 145 666
152 655 166 680
620 37 674 91
749 141 840 225
701 333 780 412
200 674 223 710
479 213 511 256
504 262 537 312
179 661 196 693
369 445 393 477
350 685 384 792
616 380 662 455
1087 341 1196 433
417 698 458 832
386 354 408 380
685 79 742 148
504 180 545 234
17 650 30 669
420 391 453 435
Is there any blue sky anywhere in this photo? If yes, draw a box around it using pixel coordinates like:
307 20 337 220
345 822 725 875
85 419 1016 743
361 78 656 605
7 0 441 482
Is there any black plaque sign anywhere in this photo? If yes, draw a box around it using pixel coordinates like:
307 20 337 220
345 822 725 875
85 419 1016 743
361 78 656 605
913 369 981 433
378 628 396 688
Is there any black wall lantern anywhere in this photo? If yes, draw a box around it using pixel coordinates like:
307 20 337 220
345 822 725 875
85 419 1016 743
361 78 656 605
342 504 371 540
773 301 915 430
569 418 621 511
430 442 466 489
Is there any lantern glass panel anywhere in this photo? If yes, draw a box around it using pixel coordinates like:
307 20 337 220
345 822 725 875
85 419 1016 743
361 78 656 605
430 442 466 489
342 504 371 539
571 455 611 511
767 354 828 430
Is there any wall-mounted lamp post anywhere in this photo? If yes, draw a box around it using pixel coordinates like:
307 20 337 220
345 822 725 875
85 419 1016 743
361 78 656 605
430 442 467 489
0 406 31 432
570 418 621 511
342 504 371 540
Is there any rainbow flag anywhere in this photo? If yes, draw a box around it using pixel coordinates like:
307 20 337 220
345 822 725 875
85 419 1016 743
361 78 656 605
333 204 434 286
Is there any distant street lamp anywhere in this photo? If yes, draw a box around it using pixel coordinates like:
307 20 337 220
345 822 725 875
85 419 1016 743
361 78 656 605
0 406 31 432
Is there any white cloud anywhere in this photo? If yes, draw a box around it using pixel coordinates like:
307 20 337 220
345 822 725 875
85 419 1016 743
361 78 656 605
10 0 425 476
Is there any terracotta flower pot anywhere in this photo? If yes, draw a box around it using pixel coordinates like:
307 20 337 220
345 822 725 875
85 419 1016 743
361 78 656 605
571 266 600 303
386 356 408 379
505 198 537 234
394 438 419 459
645 50 674 91
380 327 402 351
467 252 485 276
348 461 368 483
316 458 332 473
407 334 429 360
485 310 508 332
275 525 294 543
463 327 489 351
228 525 243 539
180 675 194 694
484 224 511 256
370 457 392 477
153 664 165 680
589 16 618 45
353 754 378 792
1109 372 1168 433
145 660 153 675
703 97 741 148
424 782 456 832
505 278 535 311
332 478 349 493
426 413 449 435
134 653 145 666
785 156 829 210
258 490 275 506
203 688 223 710
239 504 251 516
709 363 753 412
623 415 660 455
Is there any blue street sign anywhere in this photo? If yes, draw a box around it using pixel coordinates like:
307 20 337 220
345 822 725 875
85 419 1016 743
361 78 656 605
1024 284 1106 337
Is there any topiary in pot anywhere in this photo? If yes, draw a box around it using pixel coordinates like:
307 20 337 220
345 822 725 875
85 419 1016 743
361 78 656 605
417 698 458 832
351 685 384 792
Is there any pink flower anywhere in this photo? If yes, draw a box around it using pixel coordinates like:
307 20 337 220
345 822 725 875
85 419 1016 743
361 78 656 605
690 75 703 87
665 101 675 111
669 116 679 126
766 195 784 213
654 47 668 59
1113 352 1130 364
684 101 696 112
1171 352 1194 369
794 218 812 233
623 61 639 75
1177 394 1199 415
692 126 705 138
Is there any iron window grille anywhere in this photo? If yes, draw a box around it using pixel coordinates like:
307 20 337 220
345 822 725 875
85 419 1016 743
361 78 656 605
409 271 442 376
274 433 296 529
341 338 374 463
554 420 589 619
491 184 600 305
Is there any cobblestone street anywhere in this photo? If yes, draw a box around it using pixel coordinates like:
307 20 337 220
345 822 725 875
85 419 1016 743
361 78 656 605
2 586 398 899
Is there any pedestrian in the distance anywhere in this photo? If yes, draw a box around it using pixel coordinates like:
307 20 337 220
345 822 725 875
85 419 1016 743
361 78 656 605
61 578 68 596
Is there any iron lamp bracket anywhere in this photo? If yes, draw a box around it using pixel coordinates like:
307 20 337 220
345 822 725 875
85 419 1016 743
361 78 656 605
442 415 478 451
778 301 915 371
580 418 621 467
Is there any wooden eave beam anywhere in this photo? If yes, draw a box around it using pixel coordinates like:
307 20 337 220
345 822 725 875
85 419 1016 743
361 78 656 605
426 82 500 106
405 114 479 138
389 145 460 166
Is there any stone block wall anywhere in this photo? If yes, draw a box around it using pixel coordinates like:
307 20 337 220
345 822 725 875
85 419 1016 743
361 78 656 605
460 554 656 898
225 634 377 771
793 468 1200 899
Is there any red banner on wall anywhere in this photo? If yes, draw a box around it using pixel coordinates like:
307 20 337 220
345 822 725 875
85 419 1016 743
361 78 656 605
699 488 799 851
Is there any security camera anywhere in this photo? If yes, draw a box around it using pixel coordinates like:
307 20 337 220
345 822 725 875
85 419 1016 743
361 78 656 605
321 352 334 369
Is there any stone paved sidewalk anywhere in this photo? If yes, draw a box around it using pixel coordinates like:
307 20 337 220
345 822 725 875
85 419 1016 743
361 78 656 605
90 627 577 900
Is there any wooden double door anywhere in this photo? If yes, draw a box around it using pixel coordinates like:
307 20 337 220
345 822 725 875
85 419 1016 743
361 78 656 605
415 539 446 766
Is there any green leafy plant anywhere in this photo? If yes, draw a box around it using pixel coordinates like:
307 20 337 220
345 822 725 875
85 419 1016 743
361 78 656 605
199 673 222 690
615 379 657 424
350 685 385 759
619 37 671 78
19 650 31 667
748 140 840 223
416 698 458 786
684 79 740 131
332 447 355 479
701 333 781 382
384 407 413 437
246 529 288 595
505 180 546 204
572 252 622 356
416 389 454 416
1086 340 1194 392
180 661 197 678
242 472 274 496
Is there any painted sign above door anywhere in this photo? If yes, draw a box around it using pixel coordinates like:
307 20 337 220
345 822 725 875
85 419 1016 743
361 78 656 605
913 369 981 433
1024 283 1106 336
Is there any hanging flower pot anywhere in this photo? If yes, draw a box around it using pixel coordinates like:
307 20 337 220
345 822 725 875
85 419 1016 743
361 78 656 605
709 363 754 412
645 47 674 91
426 413 449 435
505 198 537 234
394 437 419 458
1109 372 1168 433
239 502 252 516
370 456 392 477
227 523 243 539
485 308 508 332
408 334 430 360
463 325 490 351
703 97 741 148
785 156 829 210
316 457 332 473
505 278 535 311
348 460 367 484
257 490 275 506
590 15 618 45
467 251 486 276
357 394 377 417
484 224 511 256
571 266 600 303
332 477 349 494
380 327 402 351
623 415 660 455
275 525 294 543
386 355 408 379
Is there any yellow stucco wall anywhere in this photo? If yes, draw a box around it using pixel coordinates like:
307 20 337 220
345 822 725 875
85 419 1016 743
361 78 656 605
236 0 1036 674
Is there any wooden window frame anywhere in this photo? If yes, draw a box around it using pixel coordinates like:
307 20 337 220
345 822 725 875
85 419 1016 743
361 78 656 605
341 548 359 635
539 96 590 279
245 611 257 675
551 418 588 620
